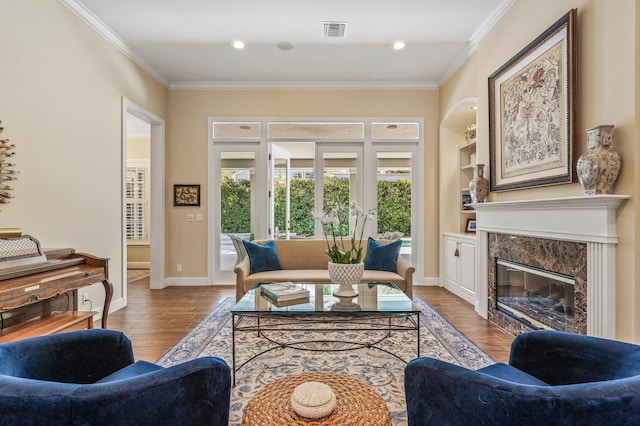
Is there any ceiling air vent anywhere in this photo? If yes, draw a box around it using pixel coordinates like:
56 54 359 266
321 21 348 38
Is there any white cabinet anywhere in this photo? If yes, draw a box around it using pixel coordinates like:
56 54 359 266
443 233 476 305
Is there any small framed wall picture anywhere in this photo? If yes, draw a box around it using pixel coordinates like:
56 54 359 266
466 218 477 233
173 184 200 206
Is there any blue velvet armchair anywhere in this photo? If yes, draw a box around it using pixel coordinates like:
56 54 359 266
0 329 231 425
405 330 640 425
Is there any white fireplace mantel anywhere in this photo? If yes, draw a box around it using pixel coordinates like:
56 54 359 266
472 195 629 338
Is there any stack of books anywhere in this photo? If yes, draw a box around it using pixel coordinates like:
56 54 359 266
260 282 310 306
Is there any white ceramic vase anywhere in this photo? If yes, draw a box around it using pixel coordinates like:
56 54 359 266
469 164 489 203
576 125 621 195
328 262 363 299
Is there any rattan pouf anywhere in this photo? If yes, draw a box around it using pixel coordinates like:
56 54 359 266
241 372 392 426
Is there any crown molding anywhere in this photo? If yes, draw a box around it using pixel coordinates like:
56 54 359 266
168 80 439 91
438 0 517 86
58 0 170 87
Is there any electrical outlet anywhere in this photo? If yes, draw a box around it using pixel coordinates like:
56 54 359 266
177 264 183 272
82 293 90 304
186 214 195 222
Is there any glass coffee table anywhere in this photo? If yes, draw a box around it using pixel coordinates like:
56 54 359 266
231 282 420 385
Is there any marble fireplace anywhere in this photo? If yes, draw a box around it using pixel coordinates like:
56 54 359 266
473 195 628 339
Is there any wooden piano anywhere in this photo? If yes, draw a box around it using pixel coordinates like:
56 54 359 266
0 235 113 342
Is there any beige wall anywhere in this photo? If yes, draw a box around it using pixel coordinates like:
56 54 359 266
0 1 167 309
127 245 150 264
166 89 440 279
440 0 639 341
127 137 151 159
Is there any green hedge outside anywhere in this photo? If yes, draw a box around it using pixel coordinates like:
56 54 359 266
221 176 411 236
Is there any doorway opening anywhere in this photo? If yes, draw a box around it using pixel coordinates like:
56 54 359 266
122 99 166 307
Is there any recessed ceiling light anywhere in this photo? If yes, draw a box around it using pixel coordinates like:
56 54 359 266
393 41 405 50
231 40 245 49
277 41 294 51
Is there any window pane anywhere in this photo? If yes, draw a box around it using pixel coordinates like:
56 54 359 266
219 152 255 271
213 122 260 139
377 152 411 262
126 201 146 240
126 165 148 241
372 123 419 140
323 152 357 236
269 123 363 140
271 143 315 238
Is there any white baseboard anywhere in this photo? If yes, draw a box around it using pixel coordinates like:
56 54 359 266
127 261 150 269
108 296 125 313
414 277 440 286
80 296 125 324
441 282 476 305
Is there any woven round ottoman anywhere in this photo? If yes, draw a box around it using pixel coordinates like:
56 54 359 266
241 372 392 426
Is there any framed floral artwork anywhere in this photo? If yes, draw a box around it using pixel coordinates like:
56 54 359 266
489 9 576 191
173 184 200 206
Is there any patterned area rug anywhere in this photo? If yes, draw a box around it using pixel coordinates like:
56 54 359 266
158 297 494 426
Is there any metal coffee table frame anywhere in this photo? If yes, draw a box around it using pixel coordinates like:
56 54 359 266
231 282 420 385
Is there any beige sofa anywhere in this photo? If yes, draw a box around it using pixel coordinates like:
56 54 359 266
234 239 415 301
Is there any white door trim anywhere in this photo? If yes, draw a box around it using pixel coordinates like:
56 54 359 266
122 98 166 295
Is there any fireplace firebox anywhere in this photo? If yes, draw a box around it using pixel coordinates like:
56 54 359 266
496 259 575 332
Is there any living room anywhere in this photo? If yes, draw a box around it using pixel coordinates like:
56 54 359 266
1 0 639 424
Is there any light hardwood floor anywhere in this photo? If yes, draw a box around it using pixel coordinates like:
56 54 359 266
107 279 514 363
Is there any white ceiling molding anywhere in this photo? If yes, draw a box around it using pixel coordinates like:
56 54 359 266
168 81 439 91
437 0 517 87
58 0 170 87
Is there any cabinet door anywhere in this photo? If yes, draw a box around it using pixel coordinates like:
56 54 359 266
444 237 459 285
459 241 476 295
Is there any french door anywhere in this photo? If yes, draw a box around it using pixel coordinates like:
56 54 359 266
211 142 264 284
210 118 423 285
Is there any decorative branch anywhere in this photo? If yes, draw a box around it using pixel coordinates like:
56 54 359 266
0 121 18 206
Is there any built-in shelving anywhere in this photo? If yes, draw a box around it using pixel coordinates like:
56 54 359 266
440 98 478 236
458 139 477 232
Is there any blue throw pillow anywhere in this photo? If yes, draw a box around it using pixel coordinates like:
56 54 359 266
364 237 402 273
242 240 282 274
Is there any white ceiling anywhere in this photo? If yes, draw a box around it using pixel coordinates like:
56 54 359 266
63 0 515 89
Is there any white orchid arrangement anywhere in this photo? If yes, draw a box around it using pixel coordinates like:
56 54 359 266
315 200 376 264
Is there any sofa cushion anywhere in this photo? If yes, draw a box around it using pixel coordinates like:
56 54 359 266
243 240 283 274
364 237 402 273
477 362 549 386
96 360 164 383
